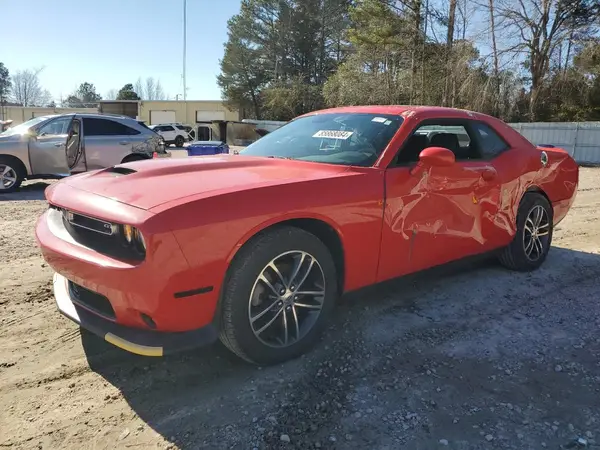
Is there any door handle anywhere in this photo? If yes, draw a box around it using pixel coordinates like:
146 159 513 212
119 141 129 145
480 168 497 181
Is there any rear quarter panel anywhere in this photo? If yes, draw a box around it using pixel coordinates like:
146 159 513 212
479 118 579 234
157 170 385 301
534 146 579 224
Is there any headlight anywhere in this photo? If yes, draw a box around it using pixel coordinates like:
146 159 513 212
121 224 146 253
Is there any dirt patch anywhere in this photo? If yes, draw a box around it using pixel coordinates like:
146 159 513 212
1 171 600 450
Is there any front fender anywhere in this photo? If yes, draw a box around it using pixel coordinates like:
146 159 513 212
164 171 384 295
224 211 345 264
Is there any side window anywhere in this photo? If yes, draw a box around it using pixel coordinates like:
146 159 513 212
471 122 509 159
83 118 140 136
175 125 186 130
164 125 175 132
396 123 478 165
37 117 71 136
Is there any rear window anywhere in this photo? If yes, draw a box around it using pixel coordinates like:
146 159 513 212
83 118 141 136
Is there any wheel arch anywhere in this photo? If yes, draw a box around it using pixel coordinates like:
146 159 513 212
0 154 28 177
226 216 346 295
524 185 551 206
120 153 151 164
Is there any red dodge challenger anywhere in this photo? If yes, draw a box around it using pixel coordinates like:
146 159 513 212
35 106 579 365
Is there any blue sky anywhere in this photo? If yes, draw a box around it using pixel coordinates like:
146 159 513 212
3 0 519 104
3 0 242 102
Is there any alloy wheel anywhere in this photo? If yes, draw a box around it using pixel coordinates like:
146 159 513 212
523 204 550 262
248 250 326 348
0 165 17 190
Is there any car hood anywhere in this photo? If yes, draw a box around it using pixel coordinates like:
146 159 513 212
62 155 350 211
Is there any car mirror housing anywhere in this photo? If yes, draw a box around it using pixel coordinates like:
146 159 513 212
418 146 455 167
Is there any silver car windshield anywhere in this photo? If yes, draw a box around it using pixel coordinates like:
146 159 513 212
0 116 51 136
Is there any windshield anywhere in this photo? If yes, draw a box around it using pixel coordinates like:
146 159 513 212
0 116 52 136
240 112 403 166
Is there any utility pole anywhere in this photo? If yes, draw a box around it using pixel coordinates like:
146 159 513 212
183 0 187 102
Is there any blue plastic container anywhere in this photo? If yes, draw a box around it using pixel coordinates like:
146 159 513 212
186 141 230 156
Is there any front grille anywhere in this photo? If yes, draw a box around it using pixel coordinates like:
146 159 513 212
68 281 116 320
50 205 145 261
65 211 115 235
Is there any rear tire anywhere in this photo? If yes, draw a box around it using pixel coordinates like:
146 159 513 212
219 226 338 365
0 156 25 193
175 135 184 148
498 192 553 271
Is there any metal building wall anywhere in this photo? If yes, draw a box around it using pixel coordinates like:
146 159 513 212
509 122 600 164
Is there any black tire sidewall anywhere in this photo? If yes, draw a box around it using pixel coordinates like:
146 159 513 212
220 227 338 365
512 193 554 270
175 136 184 147
122 155 145 164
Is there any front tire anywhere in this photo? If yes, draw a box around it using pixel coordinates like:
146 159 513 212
219 226 338 365
498 192 553 271
175 135 185 148
0 156 25 193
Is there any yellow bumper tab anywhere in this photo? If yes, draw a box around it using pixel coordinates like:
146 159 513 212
104 333 163 357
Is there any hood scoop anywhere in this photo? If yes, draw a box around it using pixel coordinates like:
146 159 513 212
106 166 138 176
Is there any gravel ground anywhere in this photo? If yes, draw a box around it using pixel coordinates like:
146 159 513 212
1 168 599 450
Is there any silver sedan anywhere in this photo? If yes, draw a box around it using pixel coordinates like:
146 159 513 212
0 113 169 193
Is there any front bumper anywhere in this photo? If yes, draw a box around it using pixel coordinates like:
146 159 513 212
37 182 223 335
54 273 217 356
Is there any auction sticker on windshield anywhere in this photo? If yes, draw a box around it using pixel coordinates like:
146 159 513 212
313 130 354 140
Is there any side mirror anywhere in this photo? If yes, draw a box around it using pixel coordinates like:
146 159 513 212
418 146 455 167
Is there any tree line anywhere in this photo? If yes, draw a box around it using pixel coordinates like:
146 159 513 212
0 64 168 109
218 0 600 122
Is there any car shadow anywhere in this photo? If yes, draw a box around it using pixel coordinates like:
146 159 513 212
0 181 52 201
81 246 600 449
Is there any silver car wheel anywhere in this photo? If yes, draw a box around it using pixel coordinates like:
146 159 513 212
523 204 550 262
0 164 18 190
248 250 326 348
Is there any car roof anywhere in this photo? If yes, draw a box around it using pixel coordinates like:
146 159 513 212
54 112 134 120
299 105 498 122
78 113 133 119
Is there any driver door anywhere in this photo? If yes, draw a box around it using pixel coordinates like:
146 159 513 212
377 120 502 282
28 116 73 176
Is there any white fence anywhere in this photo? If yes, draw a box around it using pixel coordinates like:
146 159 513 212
509 122 600 165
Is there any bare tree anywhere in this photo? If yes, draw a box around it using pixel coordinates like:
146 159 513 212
443 0 458 107
488 0 501 116
135 77 167 100
408 0 423 105
496 0 599 120
104 89 118 100
11 68 52 107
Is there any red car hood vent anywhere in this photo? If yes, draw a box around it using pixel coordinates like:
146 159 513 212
106 166 138 176
63 155 347 211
